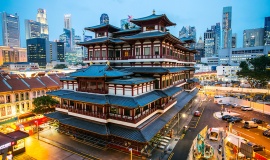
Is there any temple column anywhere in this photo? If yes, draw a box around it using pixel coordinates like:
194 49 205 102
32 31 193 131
100 45 102 60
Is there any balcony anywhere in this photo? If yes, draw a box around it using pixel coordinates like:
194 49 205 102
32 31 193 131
83 55 189 61
68 108 107 119
77 88 108 94
109 113 133 123
157 98 177 110
174 80 186 86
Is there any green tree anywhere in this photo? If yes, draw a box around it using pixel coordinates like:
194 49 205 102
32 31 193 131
32 95 59 114
237 55 270 88
54 64 68 69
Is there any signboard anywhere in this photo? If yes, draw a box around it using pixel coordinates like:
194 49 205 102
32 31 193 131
0 142 11 150
13 139 25 152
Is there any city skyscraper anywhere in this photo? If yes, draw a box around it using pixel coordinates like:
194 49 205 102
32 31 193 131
25 20 41 40
56 42 65 62
204 23 220 57
264 16 270 45
222 6 232 49
0 12 20 47
179 26 196 42
243 28 264 47
36 8 49 40
100 13 109 24
232 33 237 48
64 14 72 30
195 36 205 62
27 38 57 67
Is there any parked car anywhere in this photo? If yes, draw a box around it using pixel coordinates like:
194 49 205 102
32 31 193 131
263 129 270 137
267 124 270 129
244 121 258 129
251 118 264 124
232 103 238 108
227 117 242 123
241 106 253 111
247 142 265 151
222 115 233 120
194 111 201 117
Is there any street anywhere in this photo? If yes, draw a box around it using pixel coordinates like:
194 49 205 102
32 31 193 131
171 94 270 160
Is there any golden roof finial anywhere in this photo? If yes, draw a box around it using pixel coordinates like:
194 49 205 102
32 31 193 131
153 9 155 15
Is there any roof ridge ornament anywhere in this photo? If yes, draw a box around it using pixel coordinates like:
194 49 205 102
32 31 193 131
153 9 155 15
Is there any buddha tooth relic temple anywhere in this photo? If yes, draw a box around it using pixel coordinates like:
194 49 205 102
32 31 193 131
45 11 198 156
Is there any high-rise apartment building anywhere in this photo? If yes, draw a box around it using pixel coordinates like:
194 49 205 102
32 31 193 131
264 17 270 45
25 20 41 40
204 23 220 57
59 28 74 52
232 33 237 48
64 14 72 30
243 28 264 47
100 13 109 24
222 6 232 49
36 8 49 40
57 42 65 62
0 12 20 47
27 38 57 68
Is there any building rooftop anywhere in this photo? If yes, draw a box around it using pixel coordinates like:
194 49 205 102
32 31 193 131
70 65 132 78
130 13 176 27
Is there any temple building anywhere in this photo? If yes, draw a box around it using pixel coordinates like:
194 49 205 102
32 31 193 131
45 11 198 156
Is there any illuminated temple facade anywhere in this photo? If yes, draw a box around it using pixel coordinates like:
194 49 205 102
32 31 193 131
46 11 198 156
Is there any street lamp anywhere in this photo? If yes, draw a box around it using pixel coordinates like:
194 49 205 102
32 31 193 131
35 121 39 140
129 148 132 160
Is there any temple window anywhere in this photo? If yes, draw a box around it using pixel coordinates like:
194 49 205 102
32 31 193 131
143 105 148 111
116 50 120 57
144 47 150 55
97 107 103 114
95 50 100 58
97 32 105 37
135 47 140 55
146 26 155 31
124 109 130 116
124 51 129 57
108 50 114 57
102 50 106 57
110 107 117 114
7 106 11 115
160 26 164 32
154 46 159 55
135 108 140 115
89 51 93 57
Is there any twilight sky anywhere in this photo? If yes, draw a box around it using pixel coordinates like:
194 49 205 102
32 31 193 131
1 0 270 48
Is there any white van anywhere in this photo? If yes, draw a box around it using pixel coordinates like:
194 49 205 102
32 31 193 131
244 121 258 129
209 128 219 141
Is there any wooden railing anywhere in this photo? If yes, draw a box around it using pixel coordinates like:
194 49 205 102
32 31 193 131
77 88 108 94
83 55 195 62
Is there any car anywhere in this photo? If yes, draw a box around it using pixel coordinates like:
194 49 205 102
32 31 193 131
247 142 265 152
232 103 238 108
194 111 201 117
251 118 264 124
241 106 253 111
267 124 270 129
227 117 242 123
263 129 270 137
222 115 233 120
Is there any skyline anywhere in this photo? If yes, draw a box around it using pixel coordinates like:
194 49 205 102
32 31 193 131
0 0 270 48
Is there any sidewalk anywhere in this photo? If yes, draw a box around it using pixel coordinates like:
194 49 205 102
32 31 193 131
161 94 203 160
